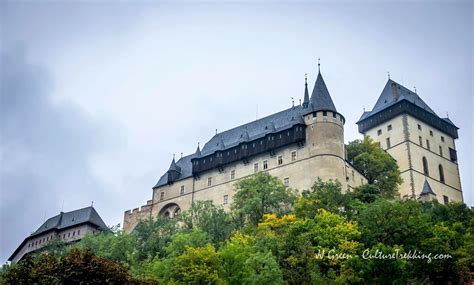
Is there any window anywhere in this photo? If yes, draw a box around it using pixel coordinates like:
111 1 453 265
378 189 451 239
207 177 212 186
73 231 75 236
386 137 391 148
351 170 355 181
443 195 449 205
449 147 457 163
284 177 289 187
332 112 336 118
387 124 392 131
278 156 283 165
160 192 164 200
230 170 235 180
78 230 80 235
223 195 229 205
63 234 65 239
426 140 430 150
323 111 327 116
263 160 268 170
439 164 445 183
68 233 70 238
429 130 433 136
418 124 422 130
180 185 185 195
441 136 445 142
439 146 443 157
419 136 423 146
377 129 382 136
312 112 316 118
422 157 429 176
254 163 259 173
291 151 297 161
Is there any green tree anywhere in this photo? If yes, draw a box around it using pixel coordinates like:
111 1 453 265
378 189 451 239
165 229 211 257
346 136 402 198
232 172 296 227
179 200 235 247
242 251 284 285
295 179 350 218
352 183 381 204
169 245 225 284
133 216 179 260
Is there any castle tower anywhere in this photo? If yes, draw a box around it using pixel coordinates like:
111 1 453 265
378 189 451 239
357 79 462 203
301 67 348 190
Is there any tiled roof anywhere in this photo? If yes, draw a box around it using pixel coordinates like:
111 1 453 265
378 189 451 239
153 106 306 188
303 72 337 115
359 79 438 122
33 206 108 236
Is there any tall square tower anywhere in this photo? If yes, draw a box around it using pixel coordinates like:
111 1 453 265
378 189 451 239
357 79 462 203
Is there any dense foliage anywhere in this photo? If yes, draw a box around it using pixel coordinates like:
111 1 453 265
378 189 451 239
1 163 473 284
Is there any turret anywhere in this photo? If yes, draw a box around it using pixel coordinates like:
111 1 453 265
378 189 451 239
167 157 181 184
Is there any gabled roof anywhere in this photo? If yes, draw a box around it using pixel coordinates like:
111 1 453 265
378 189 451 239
359 79 437 121
153 106 306 188
420 180 436 196
201 106 305 157
305 71 337 114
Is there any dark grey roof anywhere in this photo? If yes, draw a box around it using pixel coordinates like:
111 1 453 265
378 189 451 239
168 158 180 172
153 106 306 188
359 79 437 122
33 206 108 236
201 106 305 156
154 152 197 188
195 145 201 157
304 72 337 114
420 180 436 196
9 206 108 261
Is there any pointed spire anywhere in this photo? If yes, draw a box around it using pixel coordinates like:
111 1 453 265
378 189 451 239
195 143 201 157
318 58 321 72
308 67 337 113
303 73 309 108
168 156 179 171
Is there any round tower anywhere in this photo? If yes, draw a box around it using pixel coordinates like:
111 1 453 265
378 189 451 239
302 69 347 188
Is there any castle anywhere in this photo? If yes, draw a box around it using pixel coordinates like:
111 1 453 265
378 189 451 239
123 66 463 233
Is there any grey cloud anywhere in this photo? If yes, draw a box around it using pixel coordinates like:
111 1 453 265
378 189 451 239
0 46 116 263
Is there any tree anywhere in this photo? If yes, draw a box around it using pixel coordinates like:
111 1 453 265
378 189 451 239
133 216 179 260
232 172 297 227
346 136 402 199
179 200 235 247
294 179 350 218
169 245 225 284
0 249 156 284
352 184 381 203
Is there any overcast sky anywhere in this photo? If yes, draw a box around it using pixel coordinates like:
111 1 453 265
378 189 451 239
1 1 472 263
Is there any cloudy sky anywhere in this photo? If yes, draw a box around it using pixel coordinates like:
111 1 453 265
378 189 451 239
0 1 472 263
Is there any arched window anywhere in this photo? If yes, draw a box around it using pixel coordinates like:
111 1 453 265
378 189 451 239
422 157 429 176
439 164 445 183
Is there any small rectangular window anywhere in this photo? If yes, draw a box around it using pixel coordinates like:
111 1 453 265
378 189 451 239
429 130 433 136
323 111 327 116
312 112 316 118
73 231 75 236
443 195 449 205
263 160 268 170
223 195 229 205
418 124 422 130
291 151 297 161
387 125 392 131
426 140 430 150
78 230 80 235
441 136 445 142
386 137 391 148
449 148 457 163
439 146 443 157
278 156 283 165
254 163 259 173
377 129 382 136
332 112 336 118
419 136 423 146
160 192 164 200
180 185 185 195
230 170 235 180
284 177 289 187
207 177 212 186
